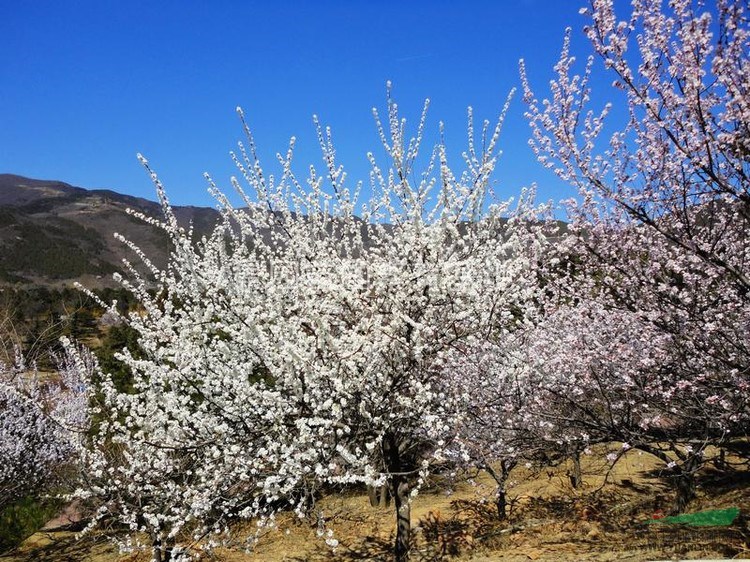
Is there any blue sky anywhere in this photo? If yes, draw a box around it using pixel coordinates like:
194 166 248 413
1 1 611 209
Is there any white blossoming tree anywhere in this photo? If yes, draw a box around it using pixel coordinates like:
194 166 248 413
0 344 90 514
69 85 544 561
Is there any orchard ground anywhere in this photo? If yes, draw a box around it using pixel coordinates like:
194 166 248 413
3 444 748 562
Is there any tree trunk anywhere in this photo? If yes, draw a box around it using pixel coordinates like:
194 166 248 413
569 449 582 489
381 484 391 507
152 539 172 562
383 432 411 562
368 485 379 507
483 458 516 520
671 455 699 514
713 448 727 470
368 484 391 507
392 474 412 562
496 487 507 521
151 533 174 562
671 468 696 514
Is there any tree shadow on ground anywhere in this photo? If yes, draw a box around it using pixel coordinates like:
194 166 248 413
289 533 469 562
288 533 395 562
289 507 481 561
639 463 750 511
697 466 750 497
0 532 118 562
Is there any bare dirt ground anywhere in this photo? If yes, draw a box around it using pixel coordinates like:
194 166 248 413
3 447 749 561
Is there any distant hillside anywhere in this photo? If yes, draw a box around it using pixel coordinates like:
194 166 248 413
0 174 222 288
0 174 562 289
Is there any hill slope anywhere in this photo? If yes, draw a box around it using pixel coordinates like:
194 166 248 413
0 174 543 289
0 174 221 287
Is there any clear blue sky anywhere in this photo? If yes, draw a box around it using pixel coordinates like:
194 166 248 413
1 1 612 208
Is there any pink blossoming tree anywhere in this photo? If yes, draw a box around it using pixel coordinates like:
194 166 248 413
521 0 750 511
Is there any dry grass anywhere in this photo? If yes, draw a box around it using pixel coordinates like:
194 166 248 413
3 446 749 562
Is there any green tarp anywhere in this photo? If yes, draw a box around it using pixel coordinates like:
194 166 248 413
647 507 740 527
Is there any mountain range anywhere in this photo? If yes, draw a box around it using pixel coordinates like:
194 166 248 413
0 174 222 288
